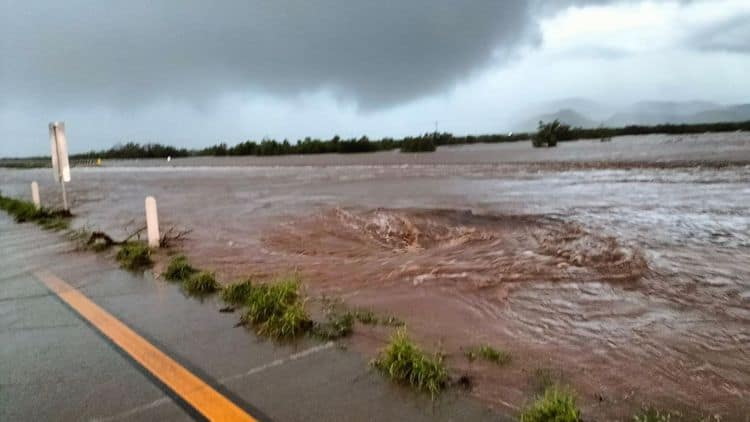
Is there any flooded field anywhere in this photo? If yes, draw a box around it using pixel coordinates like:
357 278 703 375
2 132 749 419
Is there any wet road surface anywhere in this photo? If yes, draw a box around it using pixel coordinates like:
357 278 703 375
0 214 501 421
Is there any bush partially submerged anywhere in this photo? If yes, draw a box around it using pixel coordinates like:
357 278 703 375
183 271 220 295
221 279 254 305
465 344 511 365
372 328 448 398
520 386 581 422
116 241 152 271
241 277 311 339
532 120 571 148
163 255 197 282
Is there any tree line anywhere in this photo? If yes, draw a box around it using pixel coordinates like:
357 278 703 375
61 119 750 159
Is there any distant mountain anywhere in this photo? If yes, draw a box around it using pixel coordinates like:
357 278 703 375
515 99 750 131
520 109 598 131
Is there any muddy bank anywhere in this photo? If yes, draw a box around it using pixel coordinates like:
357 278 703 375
1 133 749 419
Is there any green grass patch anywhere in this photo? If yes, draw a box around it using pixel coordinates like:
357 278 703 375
183 271 220 295
0 194 70 231
520 386 581 422
163 255 197 282
372 328 448 398
241 277 311 339
312 311 354 340
465 344 511 365
116 241 152 271
221 279 254 305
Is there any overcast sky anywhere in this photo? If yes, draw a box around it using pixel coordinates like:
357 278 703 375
2 0 749 157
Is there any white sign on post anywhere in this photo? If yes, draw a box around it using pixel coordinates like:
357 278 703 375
49 122 71 183
49 121 71 210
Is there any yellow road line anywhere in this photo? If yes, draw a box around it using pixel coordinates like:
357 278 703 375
35 271 258 422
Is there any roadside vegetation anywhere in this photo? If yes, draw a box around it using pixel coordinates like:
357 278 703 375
183 271 220 295
372 328 449 398
221 279 254 305
465 344 511 365
116 241 153 271
0 194 71 231
163 255 197 281
240 276 312 340
520 386 582 422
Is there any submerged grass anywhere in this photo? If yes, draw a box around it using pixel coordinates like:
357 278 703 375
221 279 254 305
465 344 511 365
372 328 448 398
116 241 152 271
520 386 582 422
353 309 379 325
312 311 354 340
0 194 70 231
183 271 220 295
163 255 197 282
241 277 311 339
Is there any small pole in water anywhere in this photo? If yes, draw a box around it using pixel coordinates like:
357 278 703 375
145 196 160 248
31 181 41 210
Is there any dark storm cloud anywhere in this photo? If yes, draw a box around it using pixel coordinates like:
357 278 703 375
2 0 633 111
1 1 540 110
690 13 750 54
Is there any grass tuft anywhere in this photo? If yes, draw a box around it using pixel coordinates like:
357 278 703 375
241 277 311 339
372 328 448 398
465 344 511 365
520 386 581 422
116 241 152 271
353 309 379 325
381 315 405 327
633 408 678 422
163 255 197 282
183 271 220 295
221 279 254 305
312 311 354 340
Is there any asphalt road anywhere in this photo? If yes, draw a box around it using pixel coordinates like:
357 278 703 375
0 213 505 421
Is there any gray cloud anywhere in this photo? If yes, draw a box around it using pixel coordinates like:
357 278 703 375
1 0 545 110
690 13 750 53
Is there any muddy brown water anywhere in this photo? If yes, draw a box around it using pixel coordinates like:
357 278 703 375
2 132 749 420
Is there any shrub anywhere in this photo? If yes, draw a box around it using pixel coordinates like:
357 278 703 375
532 120 571 148
183 271 220 295
241 277 311 339
221 279 254 305
520 386 581 422
116 242 152 271
372 328 448 397
465 344 511 365
163 255 196 282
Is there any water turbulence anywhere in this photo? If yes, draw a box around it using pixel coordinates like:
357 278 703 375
265 208 647 290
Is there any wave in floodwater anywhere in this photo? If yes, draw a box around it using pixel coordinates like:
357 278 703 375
265 207 647 289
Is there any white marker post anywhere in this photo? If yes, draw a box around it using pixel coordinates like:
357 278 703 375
31 181 41 209
145 196 160 248
49 122 71 211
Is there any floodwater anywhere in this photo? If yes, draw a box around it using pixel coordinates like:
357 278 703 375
2 132 749 419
